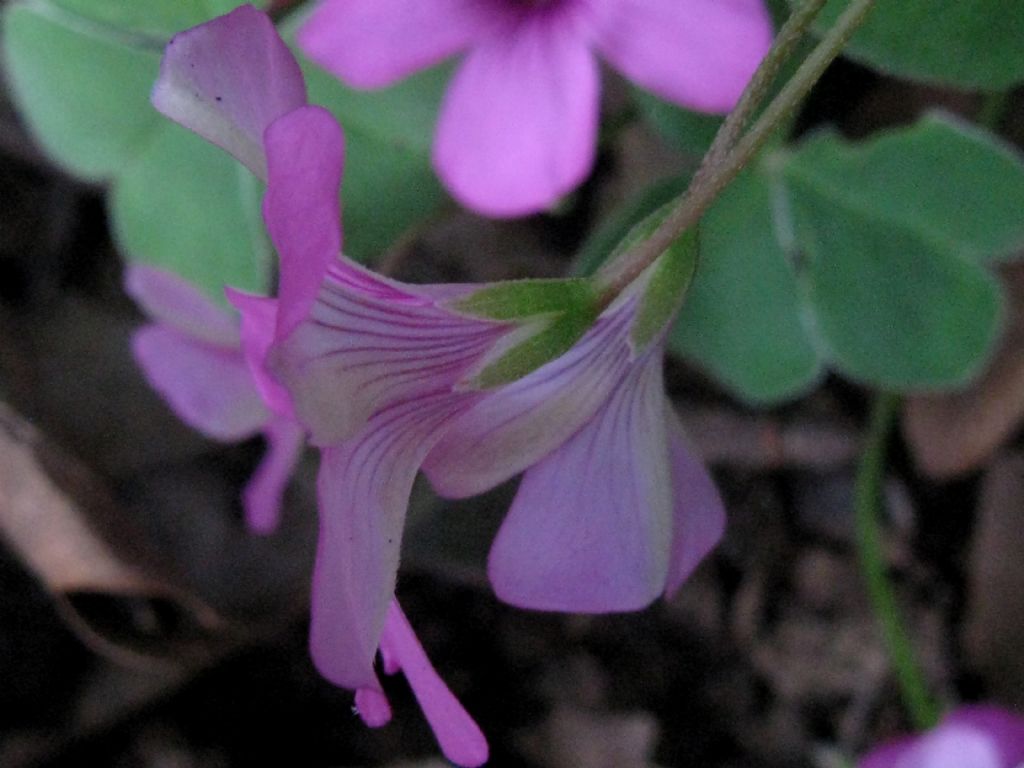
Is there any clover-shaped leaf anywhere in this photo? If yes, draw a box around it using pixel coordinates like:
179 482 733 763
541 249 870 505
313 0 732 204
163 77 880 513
778 113 1024 390
802 0 1024 89
4 0 450 299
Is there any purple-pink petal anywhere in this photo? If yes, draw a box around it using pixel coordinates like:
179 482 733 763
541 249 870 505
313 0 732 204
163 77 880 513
433 10 600 217
586 0 772 113
379 601 489 767
124 265 239 348
309 394 467 690
859 739 916 768
948 706 1024 763
227 289 296 420
298 0 493 89
664 416 726 594
859 705 1024 768
262 105 344 340
241 417 306 535
487 350 673 613
151 4 306 180
270 261 505 446
423 297 636 499
132 326 268 442
354 687 392 728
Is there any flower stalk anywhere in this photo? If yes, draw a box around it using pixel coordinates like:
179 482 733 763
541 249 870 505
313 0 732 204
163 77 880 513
594 0 877 303
855 392 942 731
693 0 828 186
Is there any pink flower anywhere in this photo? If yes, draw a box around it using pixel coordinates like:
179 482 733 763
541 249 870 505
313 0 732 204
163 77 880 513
152 7 726 766
298 0 773 217
860 706 1024 768
152 8 488 765
126 264 304 535
422 276 726 612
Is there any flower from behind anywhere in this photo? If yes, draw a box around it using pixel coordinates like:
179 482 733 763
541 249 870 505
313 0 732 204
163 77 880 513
152 7 489 765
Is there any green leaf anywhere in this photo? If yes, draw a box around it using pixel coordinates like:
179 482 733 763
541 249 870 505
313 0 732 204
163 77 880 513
340 127 445 262
4 0 272 300
805 0 1024 88
783 132 1005 390
671 166 823 402
632 89 722 157
783 115 1024 262
632 227 699 350
575 167 820 403
46 0 228 37
2 2 163 179
111 122 271 298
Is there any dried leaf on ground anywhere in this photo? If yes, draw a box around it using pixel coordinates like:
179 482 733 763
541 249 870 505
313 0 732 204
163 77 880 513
0 400 225 664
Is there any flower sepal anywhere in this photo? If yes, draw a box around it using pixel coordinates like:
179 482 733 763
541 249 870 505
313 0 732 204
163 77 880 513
630 226 700 351
449 278 601 389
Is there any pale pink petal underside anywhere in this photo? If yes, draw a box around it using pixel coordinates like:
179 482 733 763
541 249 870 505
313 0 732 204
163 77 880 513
262 106 344 340
488 352 673 612
271 263 503 445
297 0 491 89
242 417 305 535
152 4 306 179
588 0 772 113
379 601 489 767
124 265 239 348
354 687 392 728
433 12 600 217
132 326 267 441
309 395 465 690
423 302 634 498
227 289 296 419
663 415 726 595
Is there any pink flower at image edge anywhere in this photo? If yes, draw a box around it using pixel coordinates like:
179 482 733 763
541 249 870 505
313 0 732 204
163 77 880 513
298 0 774 216
860 706 1024 768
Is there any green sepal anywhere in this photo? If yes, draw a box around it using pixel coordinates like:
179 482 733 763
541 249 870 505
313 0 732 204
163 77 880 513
631 227 699 351
468 306 601 390
451 278 597 320
452 278 602 389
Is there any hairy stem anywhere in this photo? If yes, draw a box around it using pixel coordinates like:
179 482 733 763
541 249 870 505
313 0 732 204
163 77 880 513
594 0 876 303
855 392 941 731
693 0 827 187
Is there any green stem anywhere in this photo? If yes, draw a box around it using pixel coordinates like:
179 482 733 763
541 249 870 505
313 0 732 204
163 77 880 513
594 0 876 303
855 392 941 731
692 0 828 187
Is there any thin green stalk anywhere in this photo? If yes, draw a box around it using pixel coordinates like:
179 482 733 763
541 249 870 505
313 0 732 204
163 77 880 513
855 392 941 731
594 0 876 303
693 0 827 187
